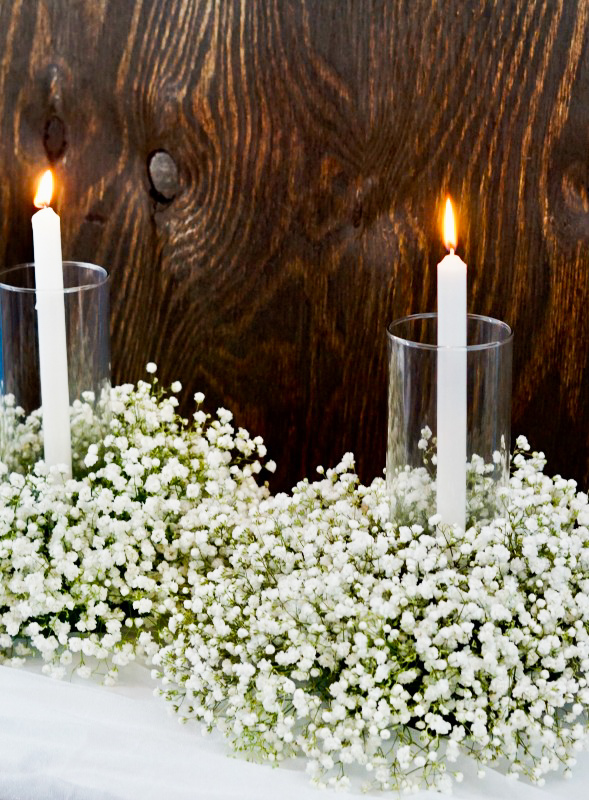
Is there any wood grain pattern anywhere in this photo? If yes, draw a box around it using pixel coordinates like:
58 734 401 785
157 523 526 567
0 0 587 489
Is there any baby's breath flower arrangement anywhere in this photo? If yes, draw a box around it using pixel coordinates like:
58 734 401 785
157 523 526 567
0 368 270 681
1 367 589 793
154 443 589 792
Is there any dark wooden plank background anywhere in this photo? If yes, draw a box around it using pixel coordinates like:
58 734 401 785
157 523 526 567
0 0 587 490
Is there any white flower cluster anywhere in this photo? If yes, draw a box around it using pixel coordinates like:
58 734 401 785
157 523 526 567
0 373 269 682
154 439 589 792
390 425 509 527
1 372 588 793
0 384 111 476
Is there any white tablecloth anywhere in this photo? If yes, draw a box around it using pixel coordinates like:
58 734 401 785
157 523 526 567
0 662 587 800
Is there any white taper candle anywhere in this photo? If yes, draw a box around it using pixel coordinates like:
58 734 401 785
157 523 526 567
436 198 466 528
32 170 72 476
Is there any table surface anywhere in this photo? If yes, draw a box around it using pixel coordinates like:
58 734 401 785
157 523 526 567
0 661 587 800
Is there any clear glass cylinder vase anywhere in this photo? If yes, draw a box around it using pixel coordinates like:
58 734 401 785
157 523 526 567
0 261 110 475
387 313 512 527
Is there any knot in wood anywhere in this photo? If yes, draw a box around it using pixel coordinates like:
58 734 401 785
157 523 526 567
561 161 589 215
43 115 67 163
148 150 179 202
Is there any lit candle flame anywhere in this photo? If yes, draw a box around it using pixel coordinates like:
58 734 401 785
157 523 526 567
34 169 54 209
443 196 457 252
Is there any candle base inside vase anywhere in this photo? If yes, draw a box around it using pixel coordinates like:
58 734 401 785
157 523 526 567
0 262 110 475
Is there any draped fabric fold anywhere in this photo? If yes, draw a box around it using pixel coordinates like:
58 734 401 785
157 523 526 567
0 664 584 800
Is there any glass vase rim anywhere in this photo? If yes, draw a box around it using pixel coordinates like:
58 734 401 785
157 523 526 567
0 261 109 294
387 312 513 352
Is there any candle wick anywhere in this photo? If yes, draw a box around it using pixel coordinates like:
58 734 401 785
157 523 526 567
449 248 455 256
